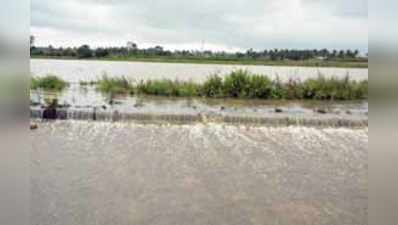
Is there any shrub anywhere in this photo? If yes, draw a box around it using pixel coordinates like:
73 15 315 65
302 77 321 99
353 80 368 100
174 81 200 97
223 70 251 98
284 78 304 99
201 75 224 97
270 76 287 99
247 74 273 98
30 75 68 91
301 75 364 100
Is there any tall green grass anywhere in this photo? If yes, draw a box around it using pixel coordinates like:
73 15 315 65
94 70 367 100
96 75 132 94
301 75 368 100
135 80 200 97
201 75 224 97
32 70 367 100
198 70 367 100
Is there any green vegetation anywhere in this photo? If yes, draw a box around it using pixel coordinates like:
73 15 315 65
300 76 368 100
96 75 132 94
31 75 68 91
201 75 224 97
30 71 367 100
93 70 367 100
135 80 201 97
77 45 93 59
30 35 368 68
222 71 273 98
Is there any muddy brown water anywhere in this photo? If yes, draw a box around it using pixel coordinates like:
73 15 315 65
31 121 368 225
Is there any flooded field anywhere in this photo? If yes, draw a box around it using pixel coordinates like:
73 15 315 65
30 59 369 124
30 59 368 224
31 121 368 225
31 59 368 83
30 85 368 127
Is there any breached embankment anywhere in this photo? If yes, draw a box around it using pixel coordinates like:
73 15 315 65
30 108 367 128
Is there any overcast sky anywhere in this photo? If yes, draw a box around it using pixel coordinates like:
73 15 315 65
31 0 368 52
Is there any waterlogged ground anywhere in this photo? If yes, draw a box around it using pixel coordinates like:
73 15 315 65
31 121 368 225
30 85 368 121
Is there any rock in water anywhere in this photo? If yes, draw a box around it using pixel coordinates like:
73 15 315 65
30 123 38 130
316 109 327 114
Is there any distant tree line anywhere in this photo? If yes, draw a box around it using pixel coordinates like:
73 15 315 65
30 36 366 61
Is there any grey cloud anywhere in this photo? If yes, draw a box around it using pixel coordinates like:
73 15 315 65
31 0 368 51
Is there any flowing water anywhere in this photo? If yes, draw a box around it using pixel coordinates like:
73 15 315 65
31 59 368 83
30 85 368 127
30 85 368 115
31 121 368 225
30 59 368 225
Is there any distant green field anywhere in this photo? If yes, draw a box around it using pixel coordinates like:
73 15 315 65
31 56 368 68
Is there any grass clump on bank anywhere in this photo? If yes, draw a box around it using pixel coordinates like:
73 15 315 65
37 70 366 100
301 76 368 100
96 75 132 94
134 80 200 97
201 75 224 97
31 75 68 91
197 70 368 100
223 71 274 98
93 70 368 100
